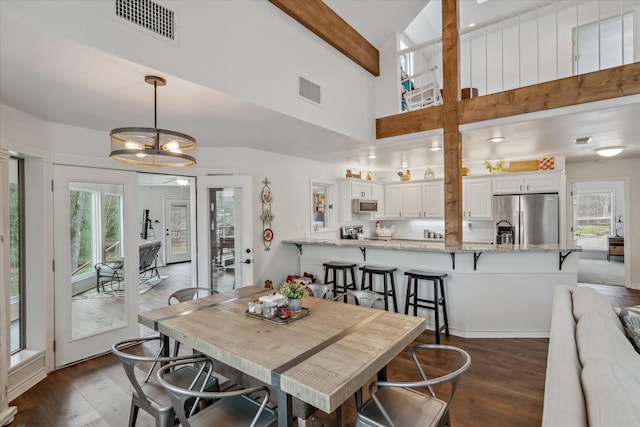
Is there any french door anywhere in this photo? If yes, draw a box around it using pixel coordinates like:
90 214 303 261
53 166 139 367
196 176 253 291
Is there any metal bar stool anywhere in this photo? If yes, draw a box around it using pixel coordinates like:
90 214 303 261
359 265 399 312
323 261 358 298
404 269 450 343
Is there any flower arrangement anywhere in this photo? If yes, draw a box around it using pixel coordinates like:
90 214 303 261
484 160 505 174
279 281 307 300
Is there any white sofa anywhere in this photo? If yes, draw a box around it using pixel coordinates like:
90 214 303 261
542 285 640 426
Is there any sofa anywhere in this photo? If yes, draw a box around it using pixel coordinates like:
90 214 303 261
542 285 640 426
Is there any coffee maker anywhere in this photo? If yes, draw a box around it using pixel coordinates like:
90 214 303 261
495 220 514 244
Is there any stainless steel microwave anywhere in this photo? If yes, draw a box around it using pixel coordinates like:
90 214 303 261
351 199 378 213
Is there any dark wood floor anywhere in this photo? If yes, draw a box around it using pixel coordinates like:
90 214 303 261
8 276 640 427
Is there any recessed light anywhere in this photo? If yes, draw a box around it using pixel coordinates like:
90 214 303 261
401 162 408 168
368 154 377 159
487 137 505 143
430 145 442 152
595 146 624 157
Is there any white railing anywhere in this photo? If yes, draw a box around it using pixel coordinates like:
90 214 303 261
398 0 637 112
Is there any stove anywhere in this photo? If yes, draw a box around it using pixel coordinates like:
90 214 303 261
340 225 363 239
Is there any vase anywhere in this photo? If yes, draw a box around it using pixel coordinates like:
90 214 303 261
288 298 302 312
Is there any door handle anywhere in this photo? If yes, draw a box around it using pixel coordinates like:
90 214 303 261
243 259 251 264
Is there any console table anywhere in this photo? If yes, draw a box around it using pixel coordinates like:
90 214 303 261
608 236 624 261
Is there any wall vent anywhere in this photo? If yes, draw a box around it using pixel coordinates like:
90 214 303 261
298 76 322 105
573 136 592 145
115 0 175 40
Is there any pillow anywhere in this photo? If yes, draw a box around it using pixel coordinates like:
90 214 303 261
614 305 640 354
572 286 624 334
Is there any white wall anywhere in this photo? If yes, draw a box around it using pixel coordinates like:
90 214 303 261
1 0 375 143
566 158 640 288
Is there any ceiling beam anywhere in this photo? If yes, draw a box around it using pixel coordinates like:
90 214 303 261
269 0 380 76
376 62 640 139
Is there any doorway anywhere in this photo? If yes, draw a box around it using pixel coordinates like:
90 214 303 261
571 179 626 286
164 198 190 264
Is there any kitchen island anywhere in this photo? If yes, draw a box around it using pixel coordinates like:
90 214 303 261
283 238 581 338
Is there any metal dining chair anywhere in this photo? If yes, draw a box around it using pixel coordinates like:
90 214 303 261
305 283 331 299
157 355 278 427
356 344 471 427
333 290 386 309
168 287 218 356
111 336 219 427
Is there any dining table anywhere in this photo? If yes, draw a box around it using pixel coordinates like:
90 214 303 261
138 286 426 427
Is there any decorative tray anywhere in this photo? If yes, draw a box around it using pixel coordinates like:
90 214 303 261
245 308 310 325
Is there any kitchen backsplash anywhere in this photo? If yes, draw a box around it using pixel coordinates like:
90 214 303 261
376 219 495 243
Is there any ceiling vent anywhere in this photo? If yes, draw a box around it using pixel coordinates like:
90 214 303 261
115 0 175 40
298 76 322 105
573 136 592 145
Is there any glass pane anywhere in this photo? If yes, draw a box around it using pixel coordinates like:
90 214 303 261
9 158 23 353
575 191 612 250
209 188 237 291
170 203 188 256
71 182 126 339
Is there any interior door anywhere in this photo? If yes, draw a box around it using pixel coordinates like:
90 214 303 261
196 175 253 291
164 198 190 264
53 165 139 367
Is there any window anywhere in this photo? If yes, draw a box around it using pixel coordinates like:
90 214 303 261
310 181 335 232
574 12 634 74
9 157 25 354
575 191 612 250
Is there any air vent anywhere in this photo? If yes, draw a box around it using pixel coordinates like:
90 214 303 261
298 76 321 105
115 0 175 40
573 136 592 145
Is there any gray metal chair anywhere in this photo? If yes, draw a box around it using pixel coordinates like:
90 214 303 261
157 355 277 427
356 344 471 427
305 283 331 299
168 287 218 356
333 290 386 309
111 336 219 427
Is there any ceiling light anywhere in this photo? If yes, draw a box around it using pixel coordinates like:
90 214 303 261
368 154 377 159
430 145 442 152
487 137 505 143
175 178 189 186
595 146 624 157
110 75 196 167
401 162 408 168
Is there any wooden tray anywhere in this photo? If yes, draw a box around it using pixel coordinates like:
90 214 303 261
245 307 310 325
505 160 539 172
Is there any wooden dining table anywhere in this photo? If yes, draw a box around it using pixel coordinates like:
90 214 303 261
138 286 426 427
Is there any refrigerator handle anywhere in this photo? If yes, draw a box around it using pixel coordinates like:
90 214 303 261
519 209 525 244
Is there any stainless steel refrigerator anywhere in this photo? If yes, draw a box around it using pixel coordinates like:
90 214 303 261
493 193 559 245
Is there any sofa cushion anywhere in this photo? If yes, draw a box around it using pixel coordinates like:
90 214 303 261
572 286 624 334
542 285 587 427
576 313 640 384
581 360 640 427
615 305 640 353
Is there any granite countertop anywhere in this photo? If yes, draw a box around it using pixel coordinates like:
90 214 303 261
282 238 581 254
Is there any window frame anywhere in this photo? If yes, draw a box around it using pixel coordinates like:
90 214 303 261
9 157 26 354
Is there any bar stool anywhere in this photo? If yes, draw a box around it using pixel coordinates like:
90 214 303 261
404 269 450 344
323 261 358 298
359 265 399 312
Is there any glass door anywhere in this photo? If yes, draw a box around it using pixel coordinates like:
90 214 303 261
164 198 190 264
53 165 139 367
196 176 253 291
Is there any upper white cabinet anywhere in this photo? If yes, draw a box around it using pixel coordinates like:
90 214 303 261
350 180 372 199
385 183 422 218
493 172 561 194
371 183 385 219
422 180 444 218
463 178 492 219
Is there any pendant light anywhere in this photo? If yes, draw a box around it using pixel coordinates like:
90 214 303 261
110 75 196 167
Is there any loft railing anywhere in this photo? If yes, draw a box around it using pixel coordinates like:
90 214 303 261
397 0 637 112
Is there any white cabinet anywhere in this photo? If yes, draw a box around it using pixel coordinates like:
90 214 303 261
422 180 444 218
493 172 561 194
371 183 385 219
385 183 422 218
350 180 372 199
463 178 492 219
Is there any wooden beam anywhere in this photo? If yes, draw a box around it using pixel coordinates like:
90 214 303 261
376 105 444 139
442 0 462 247
377 63 640 138
458 63 640 124
269 0 380 76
